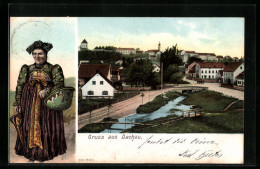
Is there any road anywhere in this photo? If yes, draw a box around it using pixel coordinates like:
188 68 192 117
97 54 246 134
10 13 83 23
78 87 180 129
183 77 244 100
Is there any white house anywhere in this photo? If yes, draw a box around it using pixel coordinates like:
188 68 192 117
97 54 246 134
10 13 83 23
81 72 115 99
195 62 225 79
179 50 198 63
116 48 136 55
223 62 244 84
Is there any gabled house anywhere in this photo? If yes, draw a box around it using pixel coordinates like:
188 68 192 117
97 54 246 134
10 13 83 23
111 66 123 83
78 64 111 86
236 71 244 86
81 72 115 99
223 62 244 84
195 62 225 79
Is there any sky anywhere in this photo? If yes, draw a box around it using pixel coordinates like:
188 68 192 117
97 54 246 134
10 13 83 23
10 17 77 91
78 17 244 57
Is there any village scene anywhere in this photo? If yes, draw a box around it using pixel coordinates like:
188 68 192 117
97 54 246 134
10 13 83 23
78 18 244 133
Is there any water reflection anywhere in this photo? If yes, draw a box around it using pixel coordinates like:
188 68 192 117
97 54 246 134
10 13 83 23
101 96 192 133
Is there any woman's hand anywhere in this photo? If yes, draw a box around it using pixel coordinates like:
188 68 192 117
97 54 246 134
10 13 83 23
13 106 21 115
39 88 47 99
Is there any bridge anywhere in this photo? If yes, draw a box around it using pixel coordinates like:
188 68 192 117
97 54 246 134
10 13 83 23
171 85 208 94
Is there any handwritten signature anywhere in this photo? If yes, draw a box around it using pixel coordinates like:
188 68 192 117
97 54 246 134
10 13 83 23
179 149 223 160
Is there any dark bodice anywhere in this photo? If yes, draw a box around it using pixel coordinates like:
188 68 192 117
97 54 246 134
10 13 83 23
13 62 64 106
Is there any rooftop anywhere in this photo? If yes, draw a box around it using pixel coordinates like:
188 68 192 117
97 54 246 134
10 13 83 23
78 64 110 78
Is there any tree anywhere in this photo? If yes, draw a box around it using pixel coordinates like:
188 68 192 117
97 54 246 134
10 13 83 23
164 64 179 82
170 72 183 84
124 59 159 87
187 57 202 65
160 44 182 81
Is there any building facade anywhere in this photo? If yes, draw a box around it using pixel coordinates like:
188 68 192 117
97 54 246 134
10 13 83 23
116 48 136 55
81 73 115 99
223 62 244 84
195 62 225 79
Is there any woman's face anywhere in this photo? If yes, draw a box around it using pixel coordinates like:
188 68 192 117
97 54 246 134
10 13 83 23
32 49 47 65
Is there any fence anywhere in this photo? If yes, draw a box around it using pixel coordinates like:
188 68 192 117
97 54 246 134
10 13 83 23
78 91 140 114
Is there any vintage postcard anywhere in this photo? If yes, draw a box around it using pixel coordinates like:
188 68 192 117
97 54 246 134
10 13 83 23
76 17 244 163
9 17 244 164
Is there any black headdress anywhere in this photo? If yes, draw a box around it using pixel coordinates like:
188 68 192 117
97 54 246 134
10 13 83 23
26 40 53 54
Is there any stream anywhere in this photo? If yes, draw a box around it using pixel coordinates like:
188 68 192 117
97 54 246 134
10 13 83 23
101 96 195 133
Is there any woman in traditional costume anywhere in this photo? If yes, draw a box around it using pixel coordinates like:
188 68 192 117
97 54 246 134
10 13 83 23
13 40 67 161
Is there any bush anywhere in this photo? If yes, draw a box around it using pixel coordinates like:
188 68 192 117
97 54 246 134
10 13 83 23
136 91 180 114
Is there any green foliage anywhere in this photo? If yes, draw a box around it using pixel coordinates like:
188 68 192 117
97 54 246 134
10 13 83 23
187 56 202 65
78 50 122 65
160 44 182 81
198 111 243 133
136 91 180 114
180 91 238 113
94 46 116 50
124 59 160 87
170 72 183 84
78 117 118 133
164 64 179 81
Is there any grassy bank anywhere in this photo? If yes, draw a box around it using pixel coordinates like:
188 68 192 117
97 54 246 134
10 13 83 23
136 91 180 114
78 117 118 133
180 90 238 112
123 90 244 133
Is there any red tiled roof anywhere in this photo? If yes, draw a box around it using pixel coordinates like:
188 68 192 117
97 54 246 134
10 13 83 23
78 64 110 78
196 53 216 56
223 62 243 72
111 66 120 71
136 51 143 53
117 48 135 50
225 55 231 58
147 50 159 53
217 55 223 58
236 71 244 79
82 39 87 43
233 57 239 59
197 62 225 68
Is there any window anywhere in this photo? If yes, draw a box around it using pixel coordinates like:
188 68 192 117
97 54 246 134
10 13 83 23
240 66 242 69
205 70 207 73
209 70 211 73
201 70 203 73
209 75 211 79
100 81 104 85
212 70 214 73
92 81 96 85
102 91 108 95
88 91 94 95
